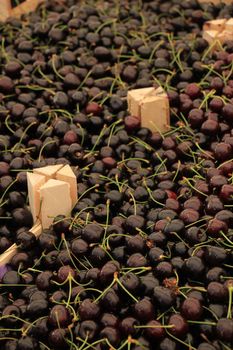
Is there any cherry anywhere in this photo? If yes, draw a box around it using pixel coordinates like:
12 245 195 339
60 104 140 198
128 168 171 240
86 102 102 115
100 327 120 347
120 317 139 336
134 298 154 322
168 313 188 338
179 208 199 224
209 97 223 112
214 142 232 161
49 328 68 348
206 267 226 283
50 290 67 303
222 103 233 123
78 299 100 320
153 286 175 309
2 270 21 285
209 175 227 189
184 256 205 280
185 226 206 244
27 296 49 315
127 253 148 267
85 268 100 284
99 261 119 284
75 320 98 341
206 218 228 236
12 208 33 228
145 320 166 340
8 191 25 208
101 313 119 328
101 288 120 311
57 265 76 283
125 214 145 234
35 271 53 290
204 246 227 267
38 233 58 251
16 231 36 250
206 195 224 215
159 337 177 350
120 272 140 293
201 119 219 134
181 297 203 320
71 238 89 256
185 83 200 99
216 318 233 342
207 282 228 302
155 261 173 279
17 336 39 350
0 76 14 93
71 286 87 301
63 130 78 145
82 223 104 243
188 108 204 128
2 305 21 326
220 184 233 202
140 273 159 297
124 116 141 133
48 305 71 328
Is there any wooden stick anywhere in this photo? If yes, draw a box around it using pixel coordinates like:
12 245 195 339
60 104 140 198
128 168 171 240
0 222 42 266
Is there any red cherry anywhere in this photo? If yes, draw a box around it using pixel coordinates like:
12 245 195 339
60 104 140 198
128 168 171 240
165 190 177 200
86 102 103 115
219 184 233 202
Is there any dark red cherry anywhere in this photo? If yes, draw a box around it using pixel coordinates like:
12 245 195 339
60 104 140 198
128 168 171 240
220 184 233 202
120 317 139 336
48 305 71 328
168 313 188 338
134 298 154 322
181 297 203 320
100 326 120 347
144 320 166 340
78 299 100 320
216 318 233 342
49 328 68 348
207 282 228 302
57 265 76 283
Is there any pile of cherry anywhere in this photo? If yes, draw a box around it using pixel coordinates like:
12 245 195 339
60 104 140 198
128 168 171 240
1 0 233 349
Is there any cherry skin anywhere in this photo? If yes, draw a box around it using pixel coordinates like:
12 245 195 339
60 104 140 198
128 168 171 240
181 297 203 320
168 313 189 338
145 320 166 340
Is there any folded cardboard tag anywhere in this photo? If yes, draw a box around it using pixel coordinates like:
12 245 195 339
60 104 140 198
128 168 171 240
29 164 77 229
0 164 77 266
0 0 44 22
203 18 233 48
40 179 72 229
127 87 170 133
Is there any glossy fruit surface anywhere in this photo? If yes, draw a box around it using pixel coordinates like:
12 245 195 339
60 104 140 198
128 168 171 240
1 1 233 350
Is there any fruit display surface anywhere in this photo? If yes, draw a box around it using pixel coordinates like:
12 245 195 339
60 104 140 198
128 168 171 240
0 0 233 349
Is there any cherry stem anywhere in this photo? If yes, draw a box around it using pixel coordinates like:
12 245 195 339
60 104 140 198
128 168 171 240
187 320 216 326
166 330 197 350
95 277 116 303
219 231 233 247
227 286 233 319
114 272 138 303
134 324 174 329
